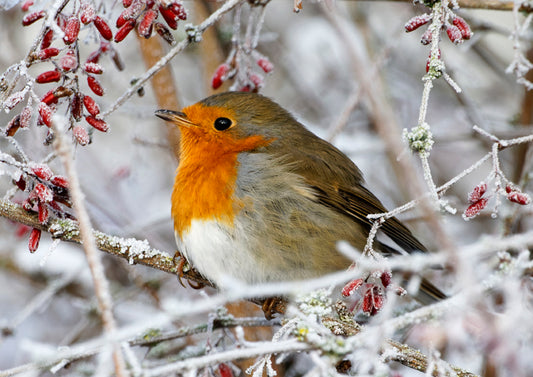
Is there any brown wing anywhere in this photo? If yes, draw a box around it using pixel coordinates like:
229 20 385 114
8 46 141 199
263 119 445 301
269 130 427 254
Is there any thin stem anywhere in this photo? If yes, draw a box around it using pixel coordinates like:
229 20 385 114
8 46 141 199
51 115 128 377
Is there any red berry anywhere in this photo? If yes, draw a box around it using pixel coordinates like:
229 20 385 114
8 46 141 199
87 75 104 96
372 287 384 312
51 175 69 189
116 12 127 28
121 0 145 21
446 24 463 44
73 125 90 145
15 224 31 238
123 0 133 7
80 3 96 24
138 9 158 38
362 289 373 314
4 91 25 110
36 70 61 84
83 95 100 116
28 228 41 253
380 271 392 288
63 16 80 45
56 13 67 31
159 5 178 30
452 16 472 40
15 175 27 191
114 20 136 42
468 182 487 204
30 163 53 180
507 191 531 205
257 57 273 73
38 202 49 224
169 2 187 20
404 14 432 32
38 47 60 60
60 50 78 71
463 198 488 219
41 28 54 49
32 183 54 202
85 116 109 132
249 73 263 89
84 62 103 74
22 10 45 26
218 363 233 377
21 0 34 11
342 278 364 297
86 50 101 64
420 29 432 45
38 102 53 127
40 89 56 107
94 16 113 40
211 64 230 89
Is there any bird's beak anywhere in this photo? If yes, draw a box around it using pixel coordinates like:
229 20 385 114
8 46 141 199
155 109 196 128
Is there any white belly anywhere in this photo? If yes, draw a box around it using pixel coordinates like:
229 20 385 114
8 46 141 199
176 219 263 288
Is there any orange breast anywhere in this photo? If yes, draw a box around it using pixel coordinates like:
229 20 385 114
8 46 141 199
171 126 270 237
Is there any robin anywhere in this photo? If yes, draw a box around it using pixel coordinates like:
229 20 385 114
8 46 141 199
155 91 445 313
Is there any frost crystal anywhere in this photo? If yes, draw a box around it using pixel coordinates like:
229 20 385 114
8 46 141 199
295 288 333 317
403 122 434 155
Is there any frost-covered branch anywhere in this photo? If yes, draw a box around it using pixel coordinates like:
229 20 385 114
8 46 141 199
51 115 127 377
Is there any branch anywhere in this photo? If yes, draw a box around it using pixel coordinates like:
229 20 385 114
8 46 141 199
322 312 478 377
0 198 201 282
51 115 127 377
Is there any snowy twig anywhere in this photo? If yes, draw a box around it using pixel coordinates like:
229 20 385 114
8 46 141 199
50 115 127 377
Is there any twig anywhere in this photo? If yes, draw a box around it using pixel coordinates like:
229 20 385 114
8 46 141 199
129 317 276 347
51 115 127 377
143 340 308 377
321 3 456 254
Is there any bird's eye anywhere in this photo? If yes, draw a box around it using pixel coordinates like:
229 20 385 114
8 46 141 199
214 117 232 131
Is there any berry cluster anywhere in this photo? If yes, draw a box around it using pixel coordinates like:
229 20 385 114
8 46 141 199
405 13 472 45
211 54 274 93
8 0 188 144
116 0 186 44
6 0 187 251
463 181 531 220
13 162 72 253
342 271 405 316
404 11 472 75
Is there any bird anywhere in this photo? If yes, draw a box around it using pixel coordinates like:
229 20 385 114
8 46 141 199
155 91 445 314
